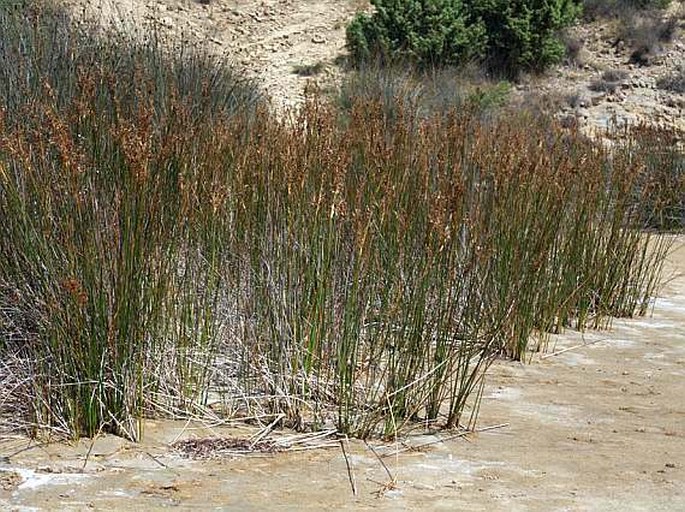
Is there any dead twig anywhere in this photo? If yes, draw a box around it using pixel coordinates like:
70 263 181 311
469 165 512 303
339 437 357 497
381 422 510 458
364 440 395 483
145 451 168 468
365 439 399 497
250 413 285 447
540 338 609 360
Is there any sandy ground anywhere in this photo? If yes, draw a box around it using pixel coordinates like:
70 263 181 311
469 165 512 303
1 238 683 511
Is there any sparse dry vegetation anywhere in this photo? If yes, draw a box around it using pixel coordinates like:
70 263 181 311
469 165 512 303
589 68 629 92
581 0 672 20
657 63 685 92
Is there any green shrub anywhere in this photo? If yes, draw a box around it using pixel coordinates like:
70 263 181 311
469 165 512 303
468 0 582 76
466 80 511 109
346 0 487 68
346 0 582 76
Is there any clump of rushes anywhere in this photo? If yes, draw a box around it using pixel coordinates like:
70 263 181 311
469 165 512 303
0 0 675 440
627 125 684 230
0 1 261 440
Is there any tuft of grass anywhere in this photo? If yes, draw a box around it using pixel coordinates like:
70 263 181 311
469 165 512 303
336 61 510 124
628 125 685 230
589 69 629 92
562 31 586 66
0 0 261 440
657 64 685 93
293 62 325 77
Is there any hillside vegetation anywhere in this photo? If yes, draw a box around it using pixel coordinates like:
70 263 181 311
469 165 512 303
345 0 681 75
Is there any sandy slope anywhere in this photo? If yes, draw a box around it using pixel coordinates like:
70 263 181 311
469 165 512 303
70 0 684 132
72 0 366 111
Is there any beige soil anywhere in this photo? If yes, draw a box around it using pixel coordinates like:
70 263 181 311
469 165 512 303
71 0 369 112
514 3 685 137
1 2 684 510
1 237 683 510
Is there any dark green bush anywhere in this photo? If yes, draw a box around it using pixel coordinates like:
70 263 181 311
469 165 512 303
346 0 582 76
345 0 487 68
468 0 582 76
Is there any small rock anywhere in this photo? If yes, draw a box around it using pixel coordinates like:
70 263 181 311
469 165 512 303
591 95 604 106
311 34 326 44
0 471 22 491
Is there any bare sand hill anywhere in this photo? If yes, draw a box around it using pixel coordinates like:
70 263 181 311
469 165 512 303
71 0 367 111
